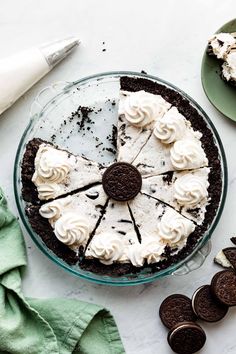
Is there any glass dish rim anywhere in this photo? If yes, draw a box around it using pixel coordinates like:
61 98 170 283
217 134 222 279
13 71 228 286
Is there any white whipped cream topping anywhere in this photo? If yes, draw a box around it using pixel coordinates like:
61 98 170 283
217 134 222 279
39 196 72 222
153 107 187 144
170 139 208 170
209 33 236 59
119 90 170 128
157 209 195 247
54 212 90 250
88 233 124 265
141 237 165 264
174 174 209 208
126 238 165 266
127 243 145 267
33 144 74 185
222 51 236 81
37 184 61 200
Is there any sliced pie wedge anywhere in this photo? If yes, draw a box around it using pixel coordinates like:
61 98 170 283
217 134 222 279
117 90 171 163
85 199 140 265
128 193 195 253
141 168 210 224
132 107 208 176
23 139 105 201
38 184 108 251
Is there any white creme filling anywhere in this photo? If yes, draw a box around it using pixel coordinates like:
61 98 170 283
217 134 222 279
222 51 236 81
208 33 236 59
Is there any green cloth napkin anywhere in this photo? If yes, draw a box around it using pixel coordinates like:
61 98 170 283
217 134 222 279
0 188 125 354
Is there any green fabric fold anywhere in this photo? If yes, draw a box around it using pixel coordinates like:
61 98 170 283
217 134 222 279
0 188 125 354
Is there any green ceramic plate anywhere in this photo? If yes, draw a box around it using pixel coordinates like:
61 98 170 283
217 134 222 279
201 18 236 121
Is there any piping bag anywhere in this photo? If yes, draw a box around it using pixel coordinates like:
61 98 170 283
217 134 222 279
0 37 80 115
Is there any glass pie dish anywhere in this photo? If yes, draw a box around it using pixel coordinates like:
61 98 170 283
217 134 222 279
14 71 228 286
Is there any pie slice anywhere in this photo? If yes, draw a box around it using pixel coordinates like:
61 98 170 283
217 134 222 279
141 168 210 224
117 90 171 163
85 199 140 265
22 138 105 201
37 184 108 251
132 107 208 176
128 193 195 253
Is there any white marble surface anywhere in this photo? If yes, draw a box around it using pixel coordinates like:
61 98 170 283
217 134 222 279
1 1 236 353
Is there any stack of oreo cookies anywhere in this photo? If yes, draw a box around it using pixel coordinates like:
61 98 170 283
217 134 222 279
159 238 236 354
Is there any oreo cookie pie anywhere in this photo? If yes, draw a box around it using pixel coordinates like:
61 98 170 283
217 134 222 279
22 76 223 276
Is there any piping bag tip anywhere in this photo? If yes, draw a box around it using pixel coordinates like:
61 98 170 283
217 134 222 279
40 36 80 68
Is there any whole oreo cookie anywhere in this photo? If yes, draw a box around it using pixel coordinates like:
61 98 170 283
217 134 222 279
223 247 236 269
159 294 196 329
192 285 228 322
211 270 236 306
102 162 142 201
167 322 206 354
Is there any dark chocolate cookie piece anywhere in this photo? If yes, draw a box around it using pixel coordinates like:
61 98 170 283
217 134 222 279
102 162 142 201
192 285 228 322
223 247 236 269
211 270 236 306
230 237 236 245
159 294 196 329
167 322 206 354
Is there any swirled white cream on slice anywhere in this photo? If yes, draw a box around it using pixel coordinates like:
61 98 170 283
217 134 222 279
170 139 207 170
32 143 104 200
39 185 108 250
117 90 171 163
141 168 210 225
85 199 140 265
222 50 236 82
208 33 236 59
132 107 204 176
157 208 195 249
129 193 195 252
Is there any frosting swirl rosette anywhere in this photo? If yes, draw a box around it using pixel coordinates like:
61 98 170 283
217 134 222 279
174 174 209 208
39 196 72 222
154 107 186 144
88 234 124 265
170 139 207 170
141 238 165 264
37 183 61 200
157 209 195 247
54 212 90 249
33 145 73 184
119 90 169 128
